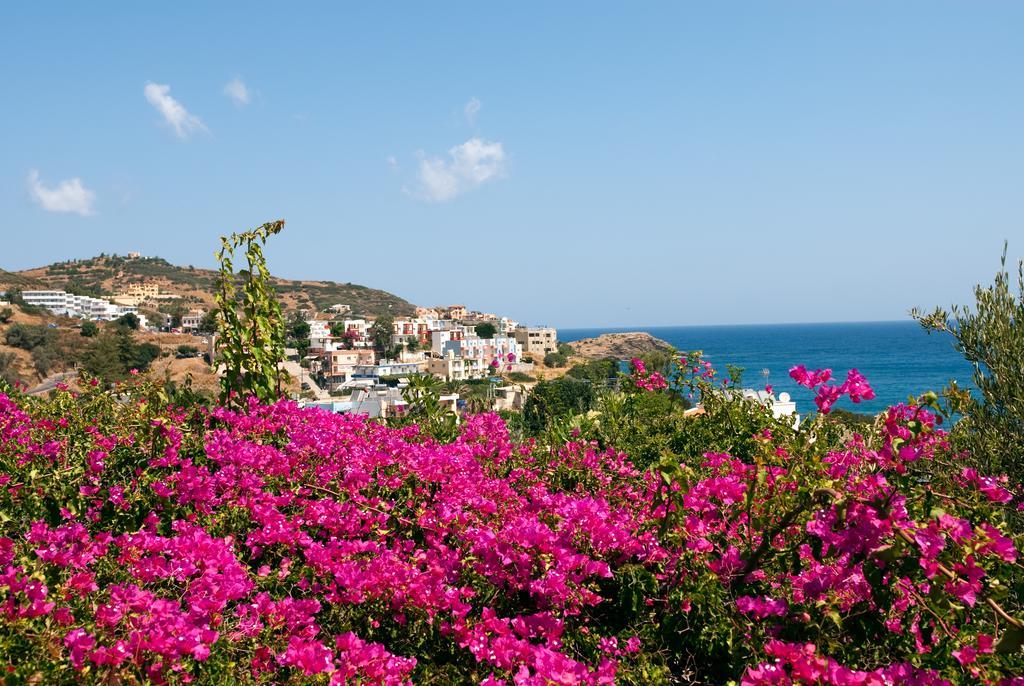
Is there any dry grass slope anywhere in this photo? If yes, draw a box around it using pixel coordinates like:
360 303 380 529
3 255 416 319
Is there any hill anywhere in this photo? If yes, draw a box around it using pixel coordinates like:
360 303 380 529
0 268 44 291
567 332 675 360
2 254 416 319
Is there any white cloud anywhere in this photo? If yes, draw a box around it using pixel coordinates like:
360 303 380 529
144 82 207 138
386 155 399 171
464 97 482 125
223 77 250 106
413 137 506 202
27 170 96 216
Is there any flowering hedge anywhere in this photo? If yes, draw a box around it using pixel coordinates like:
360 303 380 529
0 363 1022 684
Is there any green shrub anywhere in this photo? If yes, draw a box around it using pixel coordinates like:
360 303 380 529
828 407 875 429
30 343 65 377
522 377 596 433
567 357 620 385
543 351 567 367
3 289 45 315
506 371 535 383
474 322 496 339
4 323 54 351
81 329 160 384
913 244 1024 490
116 312 140 330
0 352 18 385
176 344 200 358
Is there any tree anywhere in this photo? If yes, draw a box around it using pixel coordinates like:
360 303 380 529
0 352 18 386
128 341 161 370
4 324 54 351
64 280 105 299
166 303 186 329
288 317 311 342
370 315 394 354
176 344 200 358
80 321 99 337
215 220 289 406
395 374 458 441
116 312 140 330
286 316 311 359
81 328 161 384
4 324 70 379
198 309 218 335
0 307 13 324
522 378 596 433
474 322 497 339
543 352 568 368
441 379 470 397
31 344 62 377
81 332 128 384
567 358 620 384
913 243 1024 488
405 338 420 353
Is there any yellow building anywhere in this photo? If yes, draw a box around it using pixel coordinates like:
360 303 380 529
112 282 163 307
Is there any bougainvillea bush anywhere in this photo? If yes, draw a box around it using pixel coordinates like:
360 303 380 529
0 362 1022 684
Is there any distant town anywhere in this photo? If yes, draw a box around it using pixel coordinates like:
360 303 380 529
4 268 566 418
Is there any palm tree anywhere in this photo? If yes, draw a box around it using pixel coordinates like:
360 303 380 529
442 379 469 397
465 396 489 414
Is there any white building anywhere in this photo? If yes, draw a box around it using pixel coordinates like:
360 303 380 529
308 320 333 350
336 319 371 347
182 310 206 332
497 317 519 335
21 290 73 313
493 385 528 412
426 353 486 381
21 290 148 327
430 327 468 356
341 385 458 419
739 389 801 428
309 318 372 352
351 360 423 381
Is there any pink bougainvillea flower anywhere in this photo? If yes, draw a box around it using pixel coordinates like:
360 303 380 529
789 365 832 389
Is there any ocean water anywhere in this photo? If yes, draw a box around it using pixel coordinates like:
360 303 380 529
559 321 975 416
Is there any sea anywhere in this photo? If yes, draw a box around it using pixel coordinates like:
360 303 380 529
559 321 975 416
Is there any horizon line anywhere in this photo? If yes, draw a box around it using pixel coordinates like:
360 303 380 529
556 318 917 331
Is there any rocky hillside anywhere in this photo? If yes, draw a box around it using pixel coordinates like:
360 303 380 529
3 255 416 318
567 332 675 360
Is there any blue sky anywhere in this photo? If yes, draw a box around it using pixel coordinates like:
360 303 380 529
3 2 1023 328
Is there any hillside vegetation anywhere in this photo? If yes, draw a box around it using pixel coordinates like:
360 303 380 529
0 303 223 392
0 268 44 291
4 254 415 318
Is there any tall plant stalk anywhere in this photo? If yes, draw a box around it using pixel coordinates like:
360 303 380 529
214 220 288 406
